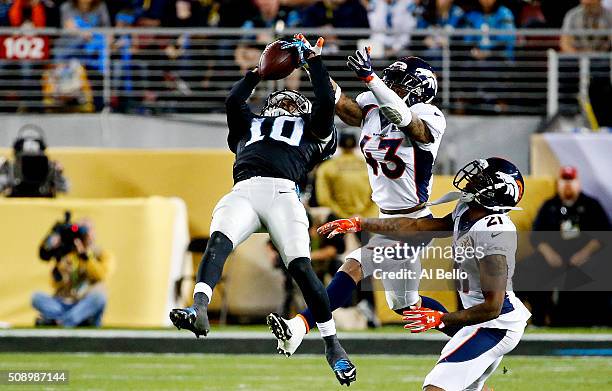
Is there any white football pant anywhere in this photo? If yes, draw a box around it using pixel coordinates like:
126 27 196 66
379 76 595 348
209 176 310 265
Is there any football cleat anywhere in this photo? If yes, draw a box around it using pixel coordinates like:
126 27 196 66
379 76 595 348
333 358 357 386
266 313 306 357
325 335 357 386
169 306 210 338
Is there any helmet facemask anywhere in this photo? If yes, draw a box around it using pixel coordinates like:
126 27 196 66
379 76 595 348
453 159 522 212
261 90 312 117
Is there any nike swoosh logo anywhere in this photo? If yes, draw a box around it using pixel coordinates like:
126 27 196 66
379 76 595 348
434 112 441 116
344 367 356 376
278 191 295 194
491 232 502 238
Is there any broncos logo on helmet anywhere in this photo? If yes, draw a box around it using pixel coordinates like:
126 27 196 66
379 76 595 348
453 157 525 211
381 56 438 106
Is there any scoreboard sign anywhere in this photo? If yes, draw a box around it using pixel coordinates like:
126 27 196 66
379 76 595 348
0 35 49 60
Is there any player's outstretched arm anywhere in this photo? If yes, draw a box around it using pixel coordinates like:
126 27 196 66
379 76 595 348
225 69 260 152
347 47 433 143
292 34 335 139
317 214 453 239
330 78 363 127
404 254 507 332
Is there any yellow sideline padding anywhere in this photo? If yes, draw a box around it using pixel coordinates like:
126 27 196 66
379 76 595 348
0 197 181 327
0 148 235 238
373 175 556 324
0 148 556 325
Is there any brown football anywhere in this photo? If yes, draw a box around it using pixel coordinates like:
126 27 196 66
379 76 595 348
258 40 299 80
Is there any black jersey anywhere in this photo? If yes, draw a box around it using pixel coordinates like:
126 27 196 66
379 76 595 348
225 56 337 185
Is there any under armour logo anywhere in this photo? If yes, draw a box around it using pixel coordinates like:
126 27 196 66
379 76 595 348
426 316 436 323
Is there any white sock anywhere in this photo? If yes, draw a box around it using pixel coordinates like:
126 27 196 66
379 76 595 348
316 319 337 337
288 316 307 335
193 282 212 302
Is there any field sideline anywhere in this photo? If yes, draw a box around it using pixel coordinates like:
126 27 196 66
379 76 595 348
1 353 610 390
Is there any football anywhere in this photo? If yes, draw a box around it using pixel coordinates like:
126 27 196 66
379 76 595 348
258 40 299 80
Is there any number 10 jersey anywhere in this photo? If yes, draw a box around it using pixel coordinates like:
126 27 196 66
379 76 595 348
356 91 447 212
225 58 337 186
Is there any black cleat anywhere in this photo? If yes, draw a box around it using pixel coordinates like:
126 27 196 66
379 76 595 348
332 359 357 386
325 335 356 386
169 306 210 338
267 313 292 342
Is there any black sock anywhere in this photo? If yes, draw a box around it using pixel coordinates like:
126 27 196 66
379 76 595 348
287 257 332 323
196 231 233 291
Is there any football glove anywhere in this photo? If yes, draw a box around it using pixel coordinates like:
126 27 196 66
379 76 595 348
281 34 324 67
317 217 362 238
347 47 374 82
402 307 445 333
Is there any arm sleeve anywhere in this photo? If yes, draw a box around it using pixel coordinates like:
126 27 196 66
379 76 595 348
366 74 413 127
225 70 259 153
306 56 335 139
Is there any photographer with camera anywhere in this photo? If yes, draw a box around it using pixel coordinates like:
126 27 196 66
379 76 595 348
0 125 68 198
31 212 115 327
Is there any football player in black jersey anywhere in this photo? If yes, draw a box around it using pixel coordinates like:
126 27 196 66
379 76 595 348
169 36 356 386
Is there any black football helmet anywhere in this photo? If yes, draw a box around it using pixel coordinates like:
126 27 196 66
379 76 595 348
453 157 525 211
381 56 438 106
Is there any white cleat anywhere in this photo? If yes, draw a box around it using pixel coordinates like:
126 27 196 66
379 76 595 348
266 313 307 357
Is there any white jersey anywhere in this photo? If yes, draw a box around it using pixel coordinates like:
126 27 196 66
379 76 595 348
451 201 531 331
356 91 446 213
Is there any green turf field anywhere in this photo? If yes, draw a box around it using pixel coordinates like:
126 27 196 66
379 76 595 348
0 353 610 390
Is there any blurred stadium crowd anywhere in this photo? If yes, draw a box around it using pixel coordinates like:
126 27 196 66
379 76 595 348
1 0 609 31
0 0 609 115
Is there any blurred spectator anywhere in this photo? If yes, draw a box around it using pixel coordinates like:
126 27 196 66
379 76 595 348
135 0 166 26
464 0 516 60
111 9 141 112
525 166 611 326
418 0 464 29
243 0 300 28
235 0 300 85
0 0 12 26
59 0 111 74
162 0 207 27
9 0 47 27
301 0 369 27
315 132 378 218
560 0 612 53
516 0 546 28
42 59 94 113
0 125 69 198
61 0 110 30
32 215 114 327
367 0 416 55
417 0 465 59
